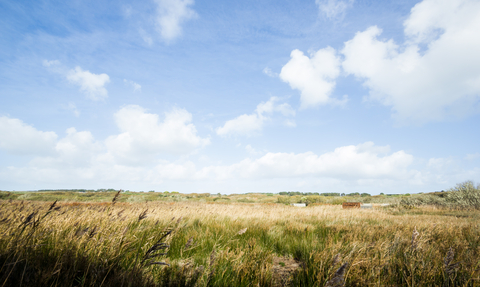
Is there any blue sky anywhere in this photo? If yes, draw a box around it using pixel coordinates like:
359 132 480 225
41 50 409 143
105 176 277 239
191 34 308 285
1 0 479 194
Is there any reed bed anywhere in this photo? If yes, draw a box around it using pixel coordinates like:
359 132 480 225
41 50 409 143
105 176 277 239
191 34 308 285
0 199 479 286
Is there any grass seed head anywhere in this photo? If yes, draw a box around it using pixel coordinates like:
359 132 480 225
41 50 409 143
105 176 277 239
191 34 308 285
48 200 58 211
444 247 460 276
138 209 148 221
326 262 348 287
332 253 341 267
112 189 122 205
184 237 194 249
411 226 420 250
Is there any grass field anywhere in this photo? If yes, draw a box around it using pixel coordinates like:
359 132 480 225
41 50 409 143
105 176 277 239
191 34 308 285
1 188 479 286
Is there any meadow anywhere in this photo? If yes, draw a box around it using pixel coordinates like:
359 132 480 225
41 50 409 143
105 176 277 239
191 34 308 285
0 184 479 286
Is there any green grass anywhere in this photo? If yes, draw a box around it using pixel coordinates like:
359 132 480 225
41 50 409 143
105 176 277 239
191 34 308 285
1 196 480 286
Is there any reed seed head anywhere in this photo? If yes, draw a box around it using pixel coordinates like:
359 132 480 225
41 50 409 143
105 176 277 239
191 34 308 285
326 262 348 287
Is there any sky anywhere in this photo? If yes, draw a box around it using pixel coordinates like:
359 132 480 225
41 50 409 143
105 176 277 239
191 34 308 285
0 0 479 194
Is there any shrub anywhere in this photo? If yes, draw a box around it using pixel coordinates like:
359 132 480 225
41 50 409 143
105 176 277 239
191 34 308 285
446 180 480 210
277 196 291 205
399 181 480 210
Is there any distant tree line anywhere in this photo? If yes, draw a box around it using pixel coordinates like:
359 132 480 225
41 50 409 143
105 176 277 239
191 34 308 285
38 189 119 193
278 191 372 197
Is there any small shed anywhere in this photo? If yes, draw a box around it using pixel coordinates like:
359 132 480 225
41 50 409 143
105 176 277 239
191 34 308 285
342 202 361 209
290 203 307 207
342 202 390 209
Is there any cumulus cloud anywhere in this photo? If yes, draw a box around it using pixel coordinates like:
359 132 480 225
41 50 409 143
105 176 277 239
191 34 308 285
216 97 295 136
67 67 110 101
154 0 197 41
280 47 343 109
199 142 414 180
341 0 480 124
0 106 210 187
55 128 102 163
316 0 354 20
105 105 209 164
216 113 264 137
31 128 104 169
43 60 110 101
0 116 57 155
123 79 142 92
1 120 477 193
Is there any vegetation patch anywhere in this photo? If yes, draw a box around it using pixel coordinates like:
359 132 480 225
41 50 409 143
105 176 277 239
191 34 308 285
1 182 480 286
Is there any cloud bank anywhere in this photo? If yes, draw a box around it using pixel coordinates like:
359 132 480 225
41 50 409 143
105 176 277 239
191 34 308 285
0 116 57 155
1 111 478 193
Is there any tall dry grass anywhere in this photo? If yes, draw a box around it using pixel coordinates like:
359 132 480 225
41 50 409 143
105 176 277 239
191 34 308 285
0 199 479 286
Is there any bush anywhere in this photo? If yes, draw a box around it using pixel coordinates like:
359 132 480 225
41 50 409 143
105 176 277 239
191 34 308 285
399 181 480 210
277 196 291 205
446 180 480 210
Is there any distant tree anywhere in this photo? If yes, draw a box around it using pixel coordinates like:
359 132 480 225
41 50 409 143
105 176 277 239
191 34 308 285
321 193 340 197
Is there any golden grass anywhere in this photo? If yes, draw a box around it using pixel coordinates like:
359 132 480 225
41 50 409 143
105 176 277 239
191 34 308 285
1 200 479 286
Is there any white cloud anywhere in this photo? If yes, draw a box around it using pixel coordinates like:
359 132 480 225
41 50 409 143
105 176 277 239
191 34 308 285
123 79 142 92
245 144 259 156
31 128 103 168
105 105 209 164
341 0 480 124
316 0 354 20
280 47 342 109
263 67 277 77
1 122 477 193
139 28 153 46
1 106 208 169
284 119 296 127
0 106 210 187
216 113 264 137
43 60 110 101
65 103 80 117
42 60 60 67
67 67 110 101
154 0 197 41
216 97 295 136
56 128 102 162
256 97 296 117
465 153 480 160
122 5 133 18
198 142 414 181
0 116 57 155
